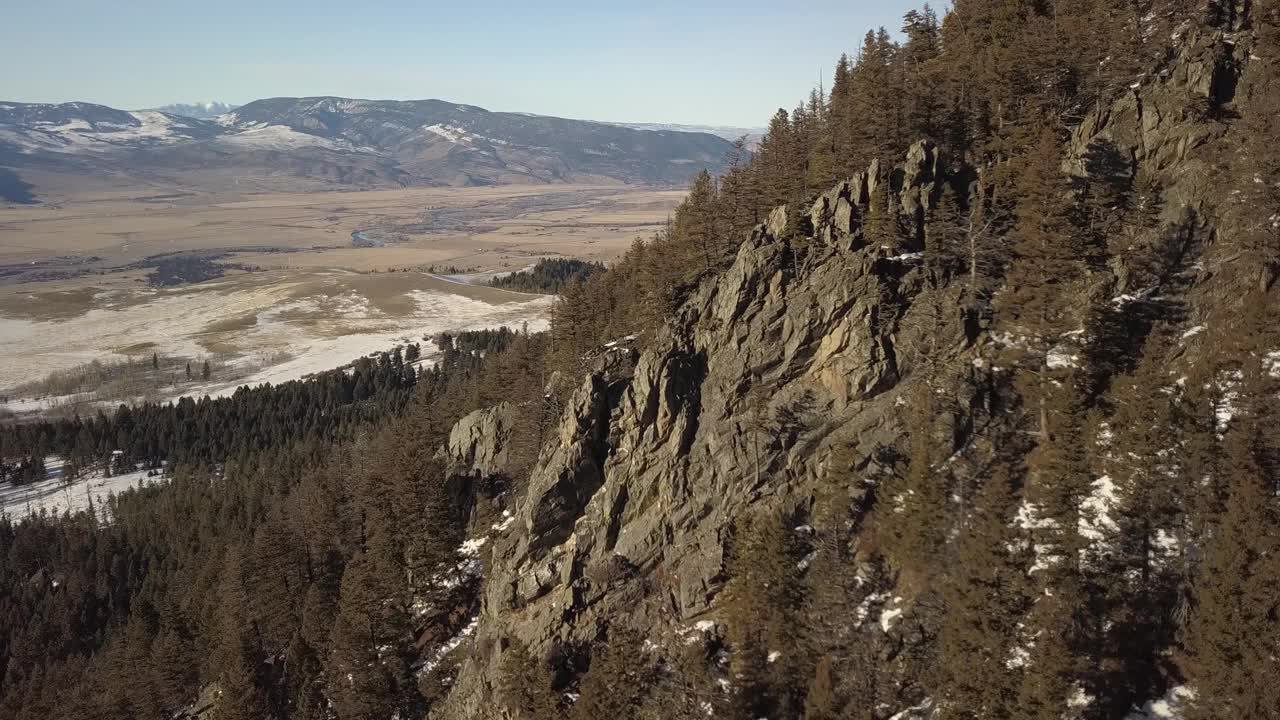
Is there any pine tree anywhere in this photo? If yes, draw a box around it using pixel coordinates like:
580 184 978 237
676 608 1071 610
1181 394 1280 719
827 53 857 171
723 512 806 720
994 124 1088 439
570 625 657 720
1093 332 1187 715
847 28 904 170
500 641 561 720
214 627 273 720
673 170 724 276
881 382 947 576
901 6 944 142
326 530 415 720
933 467 1030 720
803 655 839 720
756 109 801 211
1222 0 1280 292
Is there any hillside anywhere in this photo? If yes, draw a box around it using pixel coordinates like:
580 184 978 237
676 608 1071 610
0 97 733 199
1 2 1278 720
151 102 239 120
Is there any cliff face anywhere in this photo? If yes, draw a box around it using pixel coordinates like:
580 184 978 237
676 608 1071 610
431 18 1260 718
433 140 973 717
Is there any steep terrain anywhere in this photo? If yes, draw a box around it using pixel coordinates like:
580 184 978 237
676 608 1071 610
422 17 1277 719
2 4 1278 720
432 143 964 719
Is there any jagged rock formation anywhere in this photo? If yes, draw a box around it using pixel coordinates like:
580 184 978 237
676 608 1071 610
433 141 969 717
443 402 518 481
1067 22 1249 217
426 14 1262 718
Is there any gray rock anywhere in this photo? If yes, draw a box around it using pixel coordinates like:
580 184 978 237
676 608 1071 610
443 402 517 480
433 149 953 719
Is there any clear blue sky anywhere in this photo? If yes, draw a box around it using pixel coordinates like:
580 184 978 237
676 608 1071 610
2 0 924 127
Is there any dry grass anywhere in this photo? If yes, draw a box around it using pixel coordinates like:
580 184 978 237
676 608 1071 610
0 184 682 272
0 183 679 410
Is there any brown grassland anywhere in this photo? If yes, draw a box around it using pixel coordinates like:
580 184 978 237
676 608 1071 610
0 183 681 408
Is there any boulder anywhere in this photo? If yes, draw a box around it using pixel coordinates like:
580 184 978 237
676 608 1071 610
442 402 517 480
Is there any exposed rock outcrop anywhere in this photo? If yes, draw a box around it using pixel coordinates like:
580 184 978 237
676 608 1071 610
435 142 970 719
443 402 518 481
432 19 1259 718
1067 24 1252 219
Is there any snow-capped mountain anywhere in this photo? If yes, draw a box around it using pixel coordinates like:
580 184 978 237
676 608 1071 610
609 121 764 146
150 101 239 120
0 97 734 199
0 102 224 154
220 97 733 184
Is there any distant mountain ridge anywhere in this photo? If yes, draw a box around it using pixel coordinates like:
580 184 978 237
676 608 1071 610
0 97 734 200
150 101 239 119
611 121 764 146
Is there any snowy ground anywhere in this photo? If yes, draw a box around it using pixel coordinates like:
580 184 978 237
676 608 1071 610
191 289 550 399
0 457 160 521
1 271 552 414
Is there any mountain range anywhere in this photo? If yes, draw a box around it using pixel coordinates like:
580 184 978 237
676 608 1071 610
0 97 735 200
150 101 239 120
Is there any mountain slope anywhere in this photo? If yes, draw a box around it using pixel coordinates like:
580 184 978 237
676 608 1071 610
224 97 733 185
426 18 1277 720
0 97 734 198
150 101 239 120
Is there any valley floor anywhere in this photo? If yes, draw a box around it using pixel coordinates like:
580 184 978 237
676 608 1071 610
0 183 677 419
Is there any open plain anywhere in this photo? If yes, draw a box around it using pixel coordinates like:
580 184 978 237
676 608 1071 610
0 183 682 416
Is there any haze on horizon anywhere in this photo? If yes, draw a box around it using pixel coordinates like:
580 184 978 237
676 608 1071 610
1 0 920 127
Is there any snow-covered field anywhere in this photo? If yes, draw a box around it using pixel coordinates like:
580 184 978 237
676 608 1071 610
0 270 552 413
0 458 159 521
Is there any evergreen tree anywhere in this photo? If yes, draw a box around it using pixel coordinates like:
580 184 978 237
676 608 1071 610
570 626 658 720
1182 413 1280 719
326 530 416 720
500 641 560 720
934 467 1030 720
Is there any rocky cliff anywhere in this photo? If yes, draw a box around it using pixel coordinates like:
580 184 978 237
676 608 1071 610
426 16 1263 718
430 137 972 717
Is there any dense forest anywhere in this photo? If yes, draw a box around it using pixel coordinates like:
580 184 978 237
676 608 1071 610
0 328 551 719
3 1 1279 719
488 258 607 294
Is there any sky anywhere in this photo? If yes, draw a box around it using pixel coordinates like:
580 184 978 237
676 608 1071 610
1 0 924 128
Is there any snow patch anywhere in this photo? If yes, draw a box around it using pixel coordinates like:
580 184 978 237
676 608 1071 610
853 591 891 627
1079 475 1120 543
459 536 489 556
886 698 934 720
1124 685 1195 720
1213 369 1243 434
0 458 162 520
1047 347 1080 370
420 616 479 674
491 510 516 532
879 605 904 633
